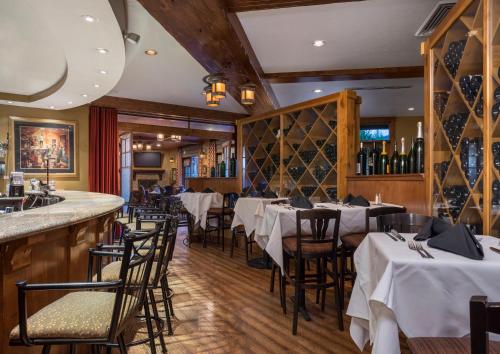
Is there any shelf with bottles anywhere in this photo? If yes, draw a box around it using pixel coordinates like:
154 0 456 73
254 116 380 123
425 0 500 234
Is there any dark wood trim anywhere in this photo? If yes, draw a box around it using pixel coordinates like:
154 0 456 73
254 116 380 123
133 169 165 180
226 0 363 12
118 122 234 140
92 96 247 123
347 173 424 182
262 66 424 84
137 0 277 114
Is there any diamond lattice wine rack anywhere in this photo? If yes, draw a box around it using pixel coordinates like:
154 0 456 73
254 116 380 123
425 0 500 235
237 90 360 200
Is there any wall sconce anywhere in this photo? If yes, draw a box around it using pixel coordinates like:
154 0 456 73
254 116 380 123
137 142 144 150
157 133 165 141
240 83 256 105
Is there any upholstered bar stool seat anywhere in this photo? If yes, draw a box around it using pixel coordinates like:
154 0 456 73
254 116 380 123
408 337 500 354
283 237 333 256
97 261 160 286
10 292 133 340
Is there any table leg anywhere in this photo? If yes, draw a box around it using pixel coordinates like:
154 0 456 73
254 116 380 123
247 250 272 269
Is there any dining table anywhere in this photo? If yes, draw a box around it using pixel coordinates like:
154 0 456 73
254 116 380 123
347 232 500 354
230 197 288 236
254 202 400 273
177 192 223 229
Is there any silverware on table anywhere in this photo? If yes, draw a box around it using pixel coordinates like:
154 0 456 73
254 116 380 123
489 246 500 254
390 229 406 242
408 240 427 258
385 232 398 241
415 241 434 258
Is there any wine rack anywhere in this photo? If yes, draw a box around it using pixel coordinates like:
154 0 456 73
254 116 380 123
425 0 500 235
237 90 360 200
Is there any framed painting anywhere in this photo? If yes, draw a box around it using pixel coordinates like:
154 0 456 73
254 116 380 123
11 117 78 177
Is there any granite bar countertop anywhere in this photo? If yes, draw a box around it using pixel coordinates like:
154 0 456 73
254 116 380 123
0 191 124 244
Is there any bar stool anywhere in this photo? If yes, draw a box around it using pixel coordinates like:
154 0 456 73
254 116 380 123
204 192 239 250
9 228 160 354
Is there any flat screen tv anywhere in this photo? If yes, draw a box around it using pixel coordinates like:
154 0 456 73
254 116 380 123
134 152 162 168
360 125 390 141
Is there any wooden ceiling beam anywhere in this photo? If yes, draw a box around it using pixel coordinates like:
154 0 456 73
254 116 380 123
118 122 234 140
92 96 247 123
262 66 424 84
137 0 277 115
226 0 363 12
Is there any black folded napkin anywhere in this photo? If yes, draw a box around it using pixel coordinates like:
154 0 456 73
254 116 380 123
414 217 452 241
428 223 484 260
263 191 278 198
185 188 194 192
343 193 354 204
202 188 214 193
290 196 313 209
349 195 370 207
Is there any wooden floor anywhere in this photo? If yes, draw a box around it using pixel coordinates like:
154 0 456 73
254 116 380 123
127 226 409 354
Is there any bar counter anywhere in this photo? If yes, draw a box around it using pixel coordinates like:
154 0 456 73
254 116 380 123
186 177 241 194
0 191 123 353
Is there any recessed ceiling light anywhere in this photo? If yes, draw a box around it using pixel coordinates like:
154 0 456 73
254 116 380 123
313 40 325 47
313 89 323 93
408 107 415 111
96 48 108 54
81 94 88 98
99 69 107 75
145 49 158 56
82 15 96 23
93 84 100 88
49 106 55 109
7 101 12 104
156 143 161 147
67 101 73 104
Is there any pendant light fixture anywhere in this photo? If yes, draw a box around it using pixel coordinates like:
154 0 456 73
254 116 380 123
170 135 182 142
240 83 256 105
137 142 144 150
132 143 138 150
157 133 165 141
203 85 220 107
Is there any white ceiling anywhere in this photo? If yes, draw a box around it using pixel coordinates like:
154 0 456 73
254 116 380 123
238 0 439 73
109 0 246 114
272 77 424 117
0 0 125 110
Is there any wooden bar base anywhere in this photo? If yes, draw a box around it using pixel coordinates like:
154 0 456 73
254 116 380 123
347 174 427 214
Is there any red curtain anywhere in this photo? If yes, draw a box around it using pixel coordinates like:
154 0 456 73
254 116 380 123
89 106 119 195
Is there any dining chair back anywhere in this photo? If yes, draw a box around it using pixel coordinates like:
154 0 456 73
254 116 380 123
295 209 341 256
366 206 407 232
470 296 500 354
377 213 432 233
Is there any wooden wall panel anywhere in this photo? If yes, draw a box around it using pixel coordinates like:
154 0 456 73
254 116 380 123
186 178 241 194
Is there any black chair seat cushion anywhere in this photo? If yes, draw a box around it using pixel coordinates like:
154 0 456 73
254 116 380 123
282 237 334 256
408 337 500 354
340 233 366 249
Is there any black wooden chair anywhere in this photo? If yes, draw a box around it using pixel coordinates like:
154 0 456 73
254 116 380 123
9 228 160 354
408 296 500 354
204 192 239 250
89 212 178 352
282 209 343 334
377 213 432 233
340 206 406 307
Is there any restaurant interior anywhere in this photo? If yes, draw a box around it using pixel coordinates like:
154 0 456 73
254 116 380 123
0 0 499 353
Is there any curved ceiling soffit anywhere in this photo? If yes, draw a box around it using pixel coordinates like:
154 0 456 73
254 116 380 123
0 0 126 110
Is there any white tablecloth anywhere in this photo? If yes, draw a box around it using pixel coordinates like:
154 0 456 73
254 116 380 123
255 202 393 272
347 232 500 354
178 192 223 229
230 197 287 236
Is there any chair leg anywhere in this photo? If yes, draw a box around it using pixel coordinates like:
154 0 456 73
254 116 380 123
292 272 301 335
340 247 346 310
220 217 224 252
148 288 167 353
315 257 321 304
143 293 158 354
281 272 287 314
69 344 76 354
245 235 249 262
160 276 174 335
164 275 175 317
270 263 276 293
117 333 127 354
203 223 208 248
91 345 100 354
42 345 51 354
332 257 344 331
321 257 327 312
230 229 235 258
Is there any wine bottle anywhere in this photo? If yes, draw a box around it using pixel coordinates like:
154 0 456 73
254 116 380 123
367 143 374 175
356 142 367 175
399 137 408 174
408 137 415 174
371 142 380 175
230 153 237 177
390 141 400 174
379 141 389 175
415 121 425 173
220 160 226 177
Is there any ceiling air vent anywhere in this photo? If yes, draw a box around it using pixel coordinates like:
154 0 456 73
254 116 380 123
415 1 457 37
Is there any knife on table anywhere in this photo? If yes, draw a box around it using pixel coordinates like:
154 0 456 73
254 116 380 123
385 232 398 241
390 229 406 242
